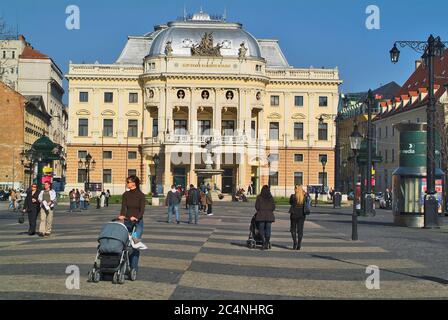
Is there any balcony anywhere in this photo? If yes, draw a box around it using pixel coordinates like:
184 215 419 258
142 135 267 148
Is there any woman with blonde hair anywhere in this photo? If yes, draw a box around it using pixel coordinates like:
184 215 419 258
288 185 307 250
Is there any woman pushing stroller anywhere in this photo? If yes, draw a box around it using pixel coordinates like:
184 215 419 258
116 175 146 271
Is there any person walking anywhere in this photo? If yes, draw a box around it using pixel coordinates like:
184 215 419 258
75 189 81 211
200 190 207 214
38 182 57 237
255 185 276 250
117 175 145 274
385 188 392 209
187 184 200 224
69 189 76 212
105 189 111 207
84 191 90 210
79 190 85 212
165 185 181 224
314 189 319 207
100 190 106 208
206 187 213 216
289 185 307 250
22 184 40 235
10 189 17 211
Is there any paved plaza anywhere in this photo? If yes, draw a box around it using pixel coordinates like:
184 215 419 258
0 201 447 300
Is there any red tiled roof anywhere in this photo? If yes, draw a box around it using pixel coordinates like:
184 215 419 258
19 45 49 60
375 49 448 121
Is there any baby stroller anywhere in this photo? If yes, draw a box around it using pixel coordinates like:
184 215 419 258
246 214 263 249
88 220 137 284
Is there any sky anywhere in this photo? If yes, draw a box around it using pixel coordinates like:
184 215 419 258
1 0 448 102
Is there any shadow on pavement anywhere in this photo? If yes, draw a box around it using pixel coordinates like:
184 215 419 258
311 254 448 285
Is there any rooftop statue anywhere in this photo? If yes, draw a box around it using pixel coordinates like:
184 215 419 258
165 41 173 56
238 42 247 59
191 32 222 57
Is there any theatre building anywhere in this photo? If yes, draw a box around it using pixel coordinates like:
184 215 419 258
65 11 342 195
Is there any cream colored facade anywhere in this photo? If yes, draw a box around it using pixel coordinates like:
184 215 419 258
66 13 342 195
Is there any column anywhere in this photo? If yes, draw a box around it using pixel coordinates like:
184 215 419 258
164 149 172 193
238 153 247 188
244 91 251 136
213 89 222 137
117 88 125 143
215 151 222 190
308 93 316 147
189 89 197 137
189 150 197 187
157 87 166 137
92 88 100 144
237 89 244 134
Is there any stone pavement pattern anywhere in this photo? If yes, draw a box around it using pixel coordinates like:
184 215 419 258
0 202 447 299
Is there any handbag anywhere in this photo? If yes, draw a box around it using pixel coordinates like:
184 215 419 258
304 195 311 215
18 211 25 224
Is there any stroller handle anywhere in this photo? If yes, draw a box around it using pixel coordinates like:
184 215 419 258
112 217 139 224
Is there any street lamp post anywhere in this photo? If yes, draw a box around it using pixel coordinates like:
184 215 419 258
350 124 363 241
153 153 160 197
365 89 376 216
79 153 96 192
267 154 272 189
320 156 327 193
390 35 446 228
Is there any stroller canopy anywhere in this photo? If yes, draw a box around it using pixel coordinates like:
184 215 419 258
98 222 130 247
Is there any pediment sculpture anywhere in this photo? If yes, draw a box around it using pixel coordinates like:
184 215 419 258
191 32 222 57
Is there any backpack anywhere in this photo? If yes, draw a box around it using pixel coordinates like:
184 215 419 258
304 195 311 215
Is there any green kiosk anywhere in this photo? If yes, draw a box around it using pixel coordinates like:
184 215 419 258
392 123 444 227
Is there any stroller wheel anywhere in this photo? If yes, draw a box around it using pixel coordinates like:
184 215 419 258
130 269 137 281
87 270 94 282
112 272 119 284
118 273 125 285
93 270 101 283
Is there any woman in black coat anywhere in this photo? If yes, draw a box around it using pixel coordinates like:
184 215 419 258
289 185 307 250
22 184 40 235
255 185 276 250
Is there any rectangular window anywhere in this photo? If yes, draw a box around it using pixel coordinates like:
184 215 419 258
319 96 328 107
78 150 87 159
128 169 137 177
12 51 15 59
385 126 388 138
294 154 304 162
385 150 388 163
294 96 304 107
198 120 211 136
251 121 256 139
79 92 89 102
318 123 328 140
103 119 113 137
221 120 235 136
269 122 279 140
270 95 280 106
294 172 303 186
318 172 328 186
129 93 138 103
128 151 137 159
392 148 395 162
378 128 381 139
77 169 87 183
294 122 304 140
2 51 5 59
128 119 138 137
104 92 113 103
103 169 112 184
103 151 112 159
78 118 88 136
269 171 279 186
174 120 188 135
392 126 395 137
152 119 158 137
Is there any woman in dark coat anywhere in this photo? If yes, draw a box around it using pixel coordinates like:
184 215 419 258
255 185 276 250
22 184 40 235
289 185 306 250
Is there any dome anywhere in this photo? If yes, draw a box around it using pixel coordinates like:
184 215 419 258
147 13 262 59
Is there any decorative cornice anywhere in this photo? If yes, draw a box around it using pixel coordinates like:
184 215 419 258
76 109 91 116
101 109 116 116
291 113 306 120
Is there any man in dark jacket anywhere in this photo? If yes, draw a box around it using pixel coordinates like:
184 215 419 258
22 184 40 235
165 185 182 224
187 185 201 224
